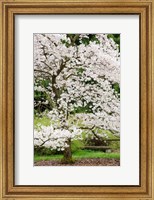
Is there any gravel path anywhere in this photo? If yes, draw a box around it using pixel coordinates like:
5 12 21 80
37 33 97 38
34 158 120 166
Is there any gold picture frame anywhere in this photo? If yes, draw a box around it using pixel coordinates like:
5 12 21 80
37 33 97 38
0 0 154 199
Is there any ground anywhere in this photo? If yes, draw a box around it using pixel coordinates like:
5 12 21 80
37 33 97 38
34 158 120 166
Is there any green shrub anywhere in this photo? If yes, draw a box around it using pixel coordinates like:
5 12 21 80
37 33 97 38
71 140 84 153
34 146 55 156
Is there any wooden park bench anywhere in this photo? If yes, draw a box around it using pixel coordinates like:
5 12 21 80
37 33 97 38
82 138 120 153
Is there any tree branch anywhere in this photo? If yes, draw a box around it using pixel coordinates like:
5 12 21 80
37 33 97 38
34 69 52 76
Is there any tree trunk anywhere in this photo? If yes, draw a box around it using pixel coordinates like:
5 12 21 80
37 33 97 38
61 139 74 164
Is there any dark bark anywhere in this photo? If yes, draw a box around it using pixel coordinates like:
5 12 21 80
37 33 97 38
51 62 67 104
52 75 59 102
61 139 74 164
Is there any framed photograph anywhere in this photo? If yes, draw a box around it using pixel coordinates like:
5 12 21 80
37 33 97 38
0 0 154 199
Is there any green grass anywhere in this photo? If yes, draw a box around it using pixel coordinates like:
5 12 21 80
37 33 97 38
34 150 120 162
73 150 120 159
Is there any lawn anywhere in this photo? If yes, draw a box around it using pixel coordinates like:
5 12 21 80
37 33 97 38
34 149 120 162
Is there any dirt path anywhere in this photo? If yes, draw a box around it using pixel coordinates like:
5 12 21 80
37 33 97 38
34 158 120 166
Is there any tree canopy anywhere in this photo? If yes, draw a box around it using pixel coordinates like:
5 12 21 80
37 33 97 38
34 34 120 162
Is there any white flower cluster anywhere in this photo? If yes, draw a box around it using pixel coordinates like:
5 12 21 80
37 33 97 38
34 85 45 92
34 124 82 151
76 113 120 136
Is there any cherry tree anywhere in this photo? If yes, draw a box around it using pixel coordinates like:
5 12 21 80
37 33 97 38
34 34 120 163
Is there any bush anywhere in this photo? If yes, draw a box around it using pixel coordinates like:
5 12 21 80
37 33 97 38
71 140 84 153
34 146 59 156
85 137 109 146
